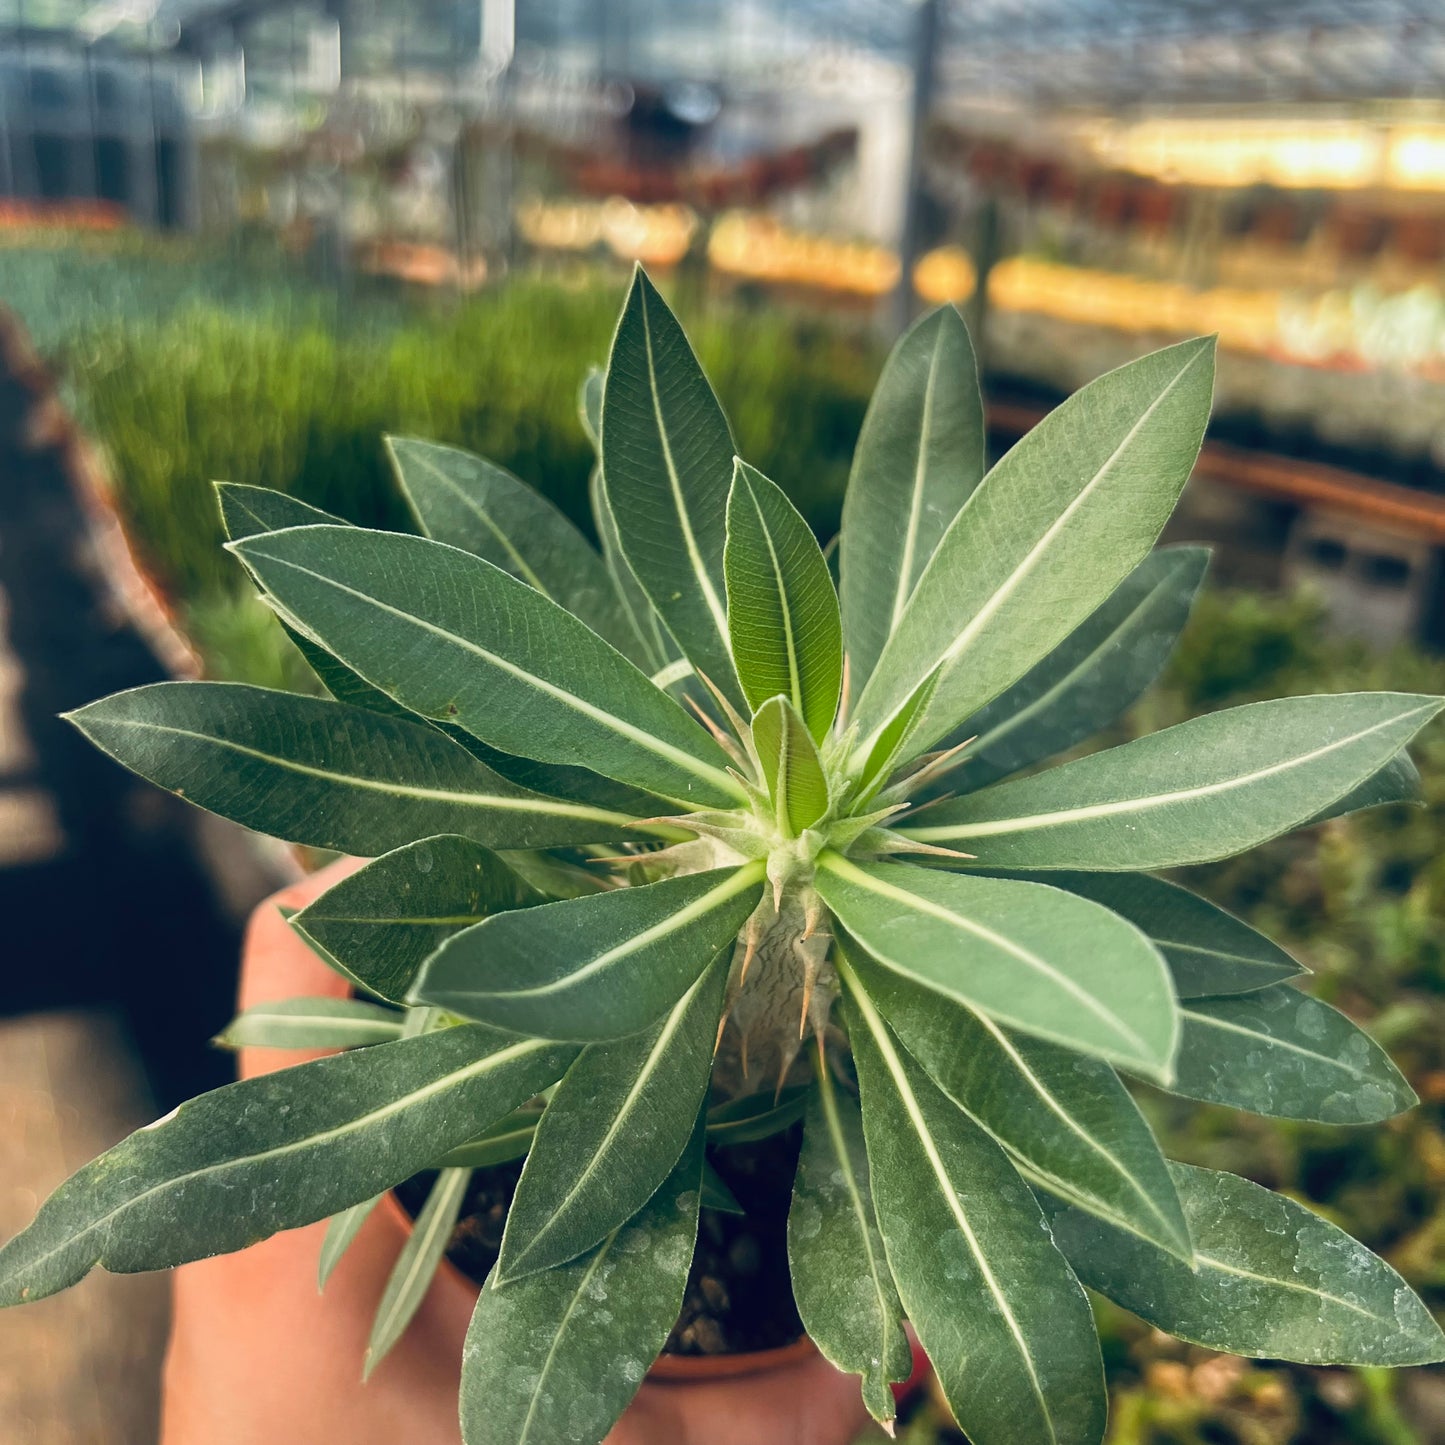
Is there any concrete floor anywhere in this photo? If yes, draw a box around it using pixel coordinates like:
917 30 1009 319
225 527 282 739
0 1012 170 1445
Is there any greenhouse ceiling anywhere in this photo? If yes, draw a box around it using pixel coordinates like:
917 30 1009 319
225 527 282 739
4 0 1445 106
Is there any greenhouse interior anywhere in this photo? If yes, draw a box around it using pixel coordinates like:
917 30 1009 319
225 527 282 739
3 2 1445 1443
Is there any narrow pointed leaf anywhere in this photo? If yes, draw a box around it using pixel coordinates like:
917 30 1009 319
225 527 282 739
817 855 1177 1080
497 956 725 1282
842 972 1107 1445
855 337 1215 764
215 997 403 1051
788 1065 911 1425
291 836 536 1004
724 461 842 740
706 1086 809 1146
997 870 1303 998
318 1195 382 1288
66 683 638 853
436 1109 542 1170
841 304 986 687
414 863 765 1040
387 437 639 660
701 1159 745 1214
365 1166 471 1376
1047 1163 1445 1367
589 465 672 671
231 525 744 810
601 268 742 704
460 1126 704 1445
214 484 411 717
752 695 831 836
1164 985 1417 1123
0 1026 575 1305
927 546 1209 796
905 693 1445 869
1310 749 1422 824
850 951 1190 1261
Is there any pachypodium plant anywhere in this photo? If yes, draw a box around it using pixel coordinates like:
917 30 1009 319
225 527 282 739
3 268 1443 1445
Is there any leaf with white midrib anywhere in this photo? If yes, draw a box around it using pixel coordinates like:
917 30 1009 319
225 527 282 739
387 436 640 661
854 337 1215 767
906 692 1445 870
841 305 986 689
460 1128 704 1445
985 870 1303 999
817 854 1178 1080
365 1166 471 1376
926 546 1208 797
66 682 639 855
1045 1163 1445 1367
0 1026 575 1306
230 525 745 810
788 1064 911 1424
1159 984 1417 1124
215 997 403 1051
495 956 725 1281
842 968 1107 1445
851 949 1190 1261
318 1195 382 1288
414 863 765 1041
724 461 842 740
601 268 743 706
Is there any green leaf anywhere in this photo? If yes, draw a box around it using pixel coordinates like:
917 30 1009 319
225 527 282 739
414 864 765 1040
842 969 1107 1445
601 268 742 704
701 1159 745 1214
214 483 414 717
291 836 536 1004
436 1110 542 1169
926 547 1209 796
724 460 842 740
849 950 1190 1261
68 683 638 854
459 1125 704 1445
840 304 986 688
0 1026 575 1306
318 1196 383 1288
496 955 725 1281
751 695 832 836
1046 1163 1445 1367
905 693 1445 869
788 1064 911 1425
214 997 403 1051
1310 749 1422 824
1164 985 1417 1124
215 481 343 539
365 1165 471 1376
999 870 1303 999
705 1086 809 1146
230 525 744 810
589 465 672 672
854 338 1215 765
387 437 639 661
816 855 1177 1080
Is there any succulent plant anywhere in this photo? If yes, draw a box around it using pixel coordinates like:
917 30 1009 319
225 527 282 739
2 270 1441 1445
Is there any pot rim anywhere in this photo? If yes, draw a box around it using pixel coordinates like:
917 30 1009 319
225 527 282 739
378 1186 817 1382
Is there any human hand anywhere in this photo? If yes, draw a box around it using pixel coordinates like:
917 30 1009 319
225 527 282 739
161 860 884 1445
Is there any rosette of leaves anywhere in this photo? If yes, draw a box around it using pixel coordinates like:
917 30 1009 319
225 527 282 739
3 270 1442 1445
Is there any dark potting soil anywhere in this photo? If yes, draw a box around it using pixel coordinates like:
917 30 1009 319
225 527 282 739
394 1122 805 1358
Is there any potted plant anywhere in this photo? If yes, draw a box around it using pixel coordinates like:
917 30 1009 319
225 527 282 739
3 269 1441 1445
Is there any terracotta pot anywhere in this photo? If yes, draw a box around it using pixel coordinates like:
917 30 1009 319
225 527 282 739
378 1189 823 1385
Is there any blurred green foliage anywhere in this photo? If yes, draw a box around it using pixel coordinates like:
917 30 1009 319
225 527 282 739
6 232 1441 1443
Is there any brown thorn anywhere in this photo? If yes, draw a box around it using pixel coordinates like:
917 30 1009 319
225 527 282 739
714 1012 730 1057
799 976 815 1041
739 1031 750 1079
890 839 976 860
738 930 758 987
685 694 738 754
